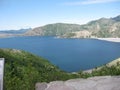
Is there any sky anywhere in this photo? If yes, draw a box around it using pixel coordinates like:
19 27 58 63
0 0 120 30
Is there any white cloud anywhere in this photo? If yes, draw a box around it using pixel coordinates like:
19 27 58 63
82 0 120 5
63 0 120 5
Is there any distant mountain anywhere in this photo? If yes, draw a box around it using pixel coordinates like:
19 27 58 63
24 23 81 36
24 15 120 38
112 15 120 22
1 15 120 38
0 28 31 34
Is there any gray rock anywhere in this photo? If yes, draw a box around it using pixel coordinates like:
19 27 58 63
35 82 47 90
35 76 120 90
65 78 97 90
46 81 75 90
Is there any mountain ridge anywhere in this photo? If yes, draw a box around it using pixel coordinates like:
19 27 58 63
24 15 120 38
0 15 120 38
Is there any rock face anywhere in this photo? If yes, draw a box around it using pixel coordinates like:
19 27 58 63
72 30 91 38
35 76 120 90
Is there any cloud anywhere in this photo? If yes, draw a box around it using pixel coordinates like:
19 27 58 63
63 0 120 5
82 0 120 5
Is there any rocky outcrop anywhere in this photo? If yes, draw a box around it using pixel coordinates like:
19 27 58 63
35 76 120 90
70 30 92 38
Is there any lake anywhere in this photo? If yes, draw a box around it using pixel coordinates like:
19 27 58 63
0 36 120 72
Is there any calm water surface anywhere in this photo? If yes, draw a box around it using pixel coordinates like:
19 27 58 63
0 36 120 72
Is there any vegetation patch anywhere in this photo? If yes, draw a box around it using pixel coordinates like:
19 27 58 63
0 48 120 90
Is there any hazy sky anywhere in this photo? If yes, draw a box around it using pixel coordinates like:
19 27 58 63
0 0 120 30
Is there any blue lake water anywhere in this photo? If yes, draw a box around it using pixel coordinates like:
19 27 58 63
0 36 120 72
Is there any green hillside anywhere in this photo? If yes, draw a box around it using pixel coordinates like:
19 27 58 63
1 48 120 90
0 49 80 90
24 23 81 36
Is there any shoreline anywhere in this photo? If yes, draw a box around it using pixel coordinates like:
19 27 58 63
1 34 120 43
97 38 120 43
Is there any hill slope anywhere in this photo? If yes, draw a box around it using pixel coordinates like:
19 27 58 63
25 15 120 38
24 23 81 36
0 49 80 90
1 49 120 90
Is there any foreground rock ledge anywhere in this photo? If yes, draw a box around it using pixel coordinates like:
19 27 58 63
35 76 120 90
